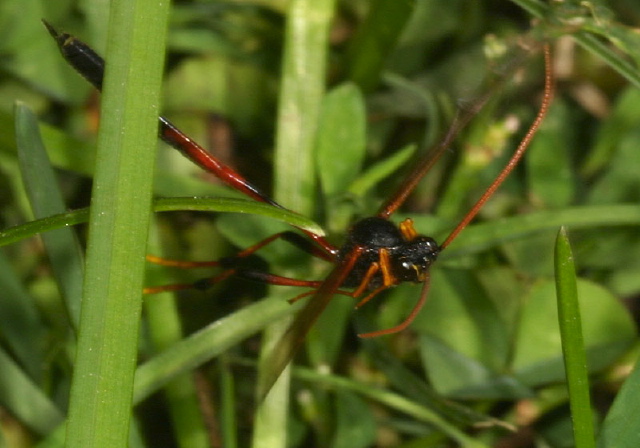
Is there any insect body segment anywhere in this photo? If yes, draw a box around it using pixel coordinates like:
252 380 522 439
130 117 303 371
339 217 439 290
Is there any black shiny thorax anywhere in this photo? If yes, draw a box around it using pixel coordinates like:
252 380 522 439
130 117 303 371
338 217 440 290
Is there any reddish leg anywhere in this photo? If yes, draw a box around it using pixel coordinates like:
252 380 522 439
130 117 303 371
145 230 334 293
358 274 432 338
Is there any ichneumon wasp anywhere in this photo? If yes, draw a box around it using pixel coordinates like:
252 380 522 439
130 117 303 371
44 20 554 398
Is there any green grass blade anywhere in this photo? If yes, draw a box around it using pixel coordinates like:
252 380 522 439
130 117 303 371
64 1 171 447
345 0 416 92
0 252 46 380
272 0 334 213
153 197 324 235
0 197 323 249
290 366 488 448
555 227 596 448
144 224 209 448
15 102 84 328
0 347 63 435
255 0 336 446
133 296 301 403
438 204 640 259
220 357 238 448
0 209 89 248
347 143 417 198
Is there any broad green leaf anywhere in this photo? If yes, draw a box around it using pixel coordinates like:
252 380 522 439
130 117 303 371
513 279 635 386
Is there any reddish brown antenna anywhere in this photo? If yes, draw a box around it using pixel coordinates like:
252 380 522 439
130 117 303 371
378 44 554 222
441 44 554 249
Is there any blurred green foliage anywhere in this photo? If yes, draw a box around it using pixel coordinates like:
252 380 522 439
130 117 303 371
1 0 639 447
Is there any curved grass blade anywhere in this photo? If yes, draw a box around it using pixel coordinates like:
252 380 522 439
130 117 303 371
133 294 301 403
291 365 490 448
0 197 324 249
437 204 640 259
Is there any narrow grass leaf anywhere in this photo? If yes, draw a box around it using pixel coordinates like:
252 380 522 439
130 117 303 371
0 347 63 435
256 0 336 446
436 204 640 259
291 366 490 448
0 197 323 249
555 227 596 448
64 2 171 447
155 197 324 235
143 224 209 448
0 250 47 380
220 357 238 448
133 295 302 403
15 102 84 328
345 0 416 92
348 143 417 198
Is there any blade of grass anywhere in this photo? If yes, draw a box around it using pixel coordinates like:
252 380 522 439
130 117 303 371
0 252 46 380
4 203 638 265
220 356 238 448
31 291 303 448
290 366 489 448
345 0 416 92
143 223 209 448
555 227 596 448
272 0 334 213
64 1 171 447
436 204 640 259
0 197 324 249
0 346 63 435
133 294 303 403
255 0 336 446
153 197 324 235
15 102 84 329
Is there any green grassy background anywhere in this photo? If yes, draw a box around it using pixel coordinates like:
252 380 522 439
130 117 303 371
1 0 639 447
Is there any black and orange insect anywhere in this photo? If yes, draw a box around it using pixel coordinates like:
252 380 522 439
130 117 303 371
44 21 554 397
